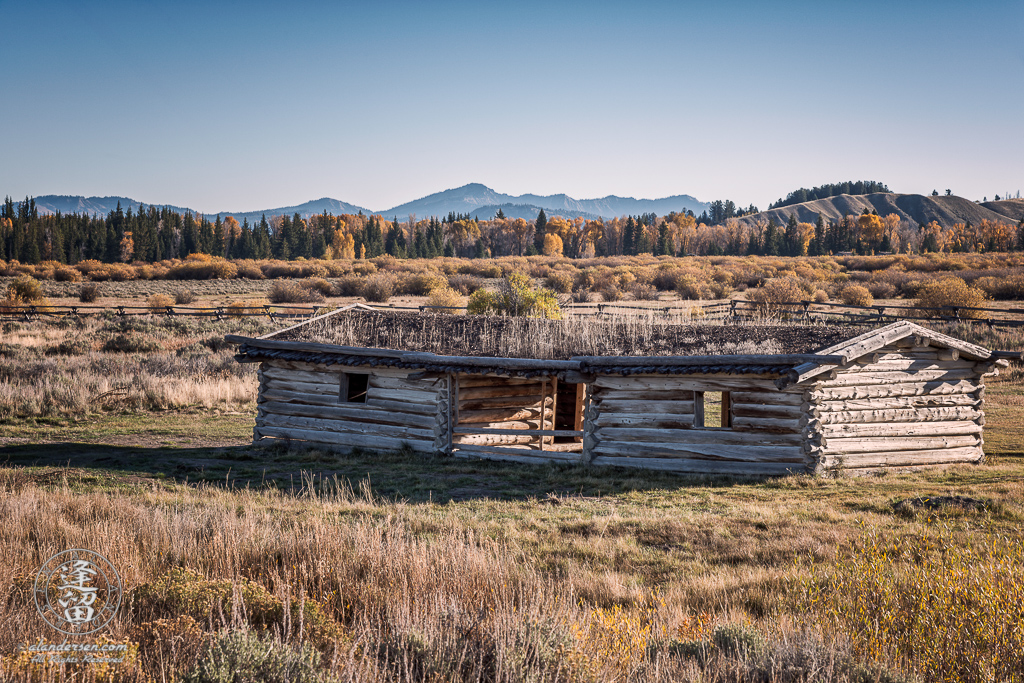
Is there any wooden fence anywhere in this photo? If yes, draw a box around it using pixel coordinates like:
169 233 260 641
5 298 1024 329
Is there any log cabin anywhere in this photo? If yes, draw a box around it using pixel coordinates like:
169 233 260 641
227 309 1012 475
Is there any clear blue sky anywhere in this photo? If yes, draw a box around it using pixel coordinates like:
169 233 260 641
2 0 1022 213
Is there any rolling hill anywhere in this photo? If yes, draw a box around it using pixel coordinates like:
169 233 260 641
736 193 1024 230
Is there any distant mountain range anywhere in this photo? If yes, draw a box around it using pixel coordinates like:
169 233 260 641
736 194 1024 230
25 183 709 222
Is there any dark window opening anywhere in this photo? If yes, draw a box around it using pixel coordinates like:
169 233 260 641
695 390 731 429
554 381 585 442
340 372 368 403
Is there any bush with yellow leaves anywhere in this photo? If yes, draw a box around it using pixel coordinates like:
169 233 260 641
914 276 987 318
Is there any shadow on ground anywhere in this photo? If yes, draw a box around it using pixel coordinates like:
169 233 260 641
0 440 778 502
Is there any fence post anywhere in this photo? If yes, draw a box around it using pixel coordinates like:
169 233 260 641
730 299 737 320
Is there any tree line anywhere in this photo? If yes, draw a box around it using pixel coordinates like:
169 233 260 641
3 195 1023 266
769 181 891 210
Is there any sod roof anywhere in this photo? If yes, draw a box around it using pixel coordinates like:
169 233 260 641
272 311 860 360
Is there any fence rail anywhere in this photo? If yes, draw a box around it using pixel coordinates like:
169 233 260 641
4 298 1024 328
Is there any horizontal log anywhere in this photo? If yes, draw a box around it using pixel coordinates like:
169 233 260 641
812 380 980 401
261 387 344 407
819 446 983 469
576 353 844 366
820 421 982 439
819 368 978 388
458 384 543 400
458 407 543 424
730 391 805 406
453 445 583 464
823 434 980 454
402 352 577 371
592 438 806 461
453 427 583 437
256 426 431 452
593 376 781 392
456 376 539 388
368 376 435 391
846 359 975 373
261 363 420 382
595 390 699 402
730 416 804 433
364 397 440 415
459 396 547 411
261 400 436 429
229 335 411 358
262 366 346 385
593 427 805 447
264 378 339 396
590 413 695 428
813 394 982 411
259 413 433 441
454 434 536 446
815 407 983 425
592 399 694 414
367 388 438 405
730 403 804 419
590 456 805 476
463 420 543 430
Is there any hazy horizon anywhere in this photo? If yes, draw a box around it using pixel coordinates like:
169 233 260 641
3 0 1022 214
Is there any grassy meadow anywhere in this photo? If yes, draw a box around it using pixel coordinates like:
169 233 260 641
1 259 1024 682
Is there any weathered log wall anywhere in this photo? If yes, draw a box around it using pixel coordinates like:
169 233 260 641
450 374 580 463
588 375 810 475
809 345 987 471
255 360 440 452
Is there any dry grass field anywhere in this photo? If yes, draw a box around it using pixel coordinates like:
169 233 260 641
1 309 1023 682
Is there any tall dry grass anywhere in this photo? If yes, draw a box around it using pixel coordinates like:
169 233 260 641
0 470 911 682
0 316 271 417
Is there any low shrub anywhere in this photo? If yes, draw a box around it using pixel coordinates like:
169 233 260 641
840 284 874 307
226 300 267 318
399 271 447 296
302 277 334 298
147 294 175 313
267 281 324 304
361 273 395 302
426 286 465 313
78 282 101 303
447 273 484 295
181 631 324 683
235 261 265 279
546 270 574 294
914 276 988 318
104 332 160 353
708 280 733 299
53 264 82 282
6 275 46 303
629 282 659 300
748 277 804 304
168 255 238 280
975 274 1024 300
133 567 343 650
599 284 622 302
467 273 561 319
332 274 364 297
174 289 197 305
676 276 712 301
813 289 829 303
